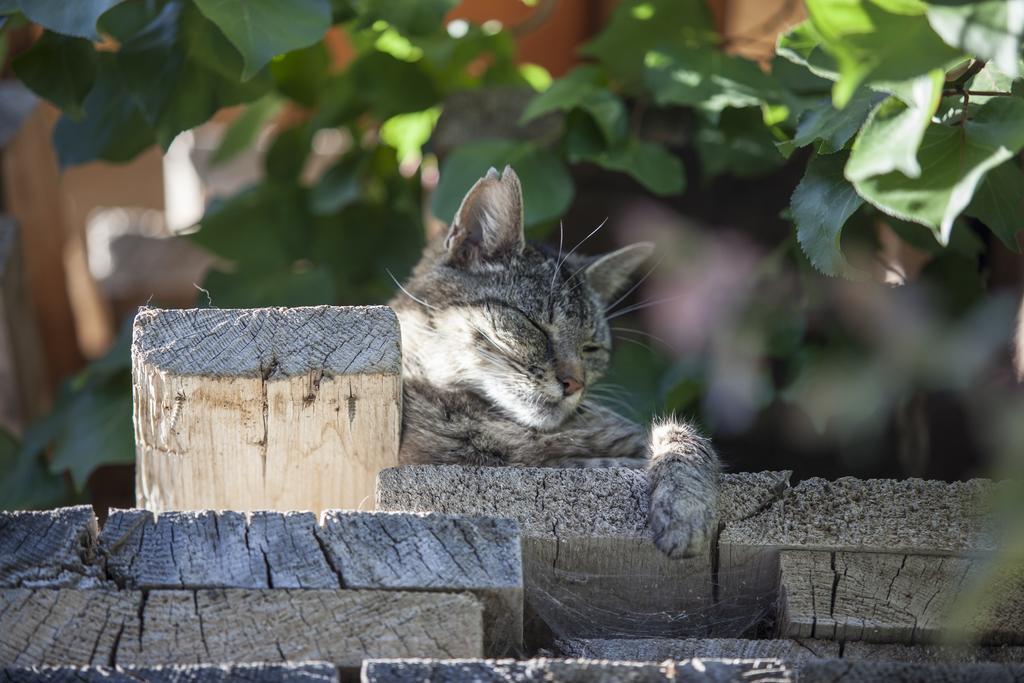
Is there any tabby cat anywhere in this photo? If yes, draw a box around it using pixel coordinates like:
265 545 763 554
390 166 718 558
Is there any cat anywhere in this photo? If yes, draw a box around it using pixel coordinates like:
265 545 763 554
389 166 718 558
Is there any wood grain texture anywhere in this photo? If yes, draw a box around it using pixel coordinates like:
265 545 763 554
843 641 1024 663
131 306 402 513
0 507 104 588
0 217 49 433
376 467 790 644
99 510 338 589
317 511 522 656
717 478 999 639
362 658 795 682
0 662 338 682
797 659 1024 682
0 589 483 668
556 637 840 661
778 550 1024 645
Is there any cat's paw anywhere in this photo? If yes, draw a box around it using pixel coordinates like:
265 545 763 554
648 487 716 559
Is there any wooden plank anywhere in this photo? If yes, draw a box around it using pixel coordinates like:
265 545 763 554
0 662 338 682
317 511 522 656
843 641 1024 663
778 550 1024 645
797 659 1024 682
131 306 402 514
0 103 84 383
0 217 49 432
99 509 338 590
0 589 483 668
556 637 840 661
0 506 104 588
377 466 790 644
717 478 998 637
362 658 794 683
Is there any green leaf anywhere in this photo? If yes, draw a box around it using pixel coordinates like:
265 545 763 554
965 161 1024 251
265 124 311 182
645 44 783 115
775 20 839 81
48 381 133 491
193 0 331 80
353 0 458 36
211 94 283 165
925 0 1024 78
270 41 330 107
379 107 440 162
311 153 365 215
573 135 685 195
0 428 72 510
433 139 573 228
845 70 944 180
695 108 786 178
350 51 441 119
791 88 883 153
202 265 335 308
12 31 96 118
52 53 155 167
791 152 864 278
109 2 272 151
520 66 626 144
853 98 1024 243
193 183 312 269
806 0 964 107
18 0 119 40
581 0 715 88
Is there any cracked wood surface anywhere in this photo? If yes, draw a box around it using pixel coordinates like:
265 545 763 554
362 657 795 682
0 507 104 588
131 306 402 514
555 636 840 661
717 478 999 639
0 662 338 682
376 467 791 644
317 511 522 655
779 550 1024 645
99 510 338 589
0 589 482 668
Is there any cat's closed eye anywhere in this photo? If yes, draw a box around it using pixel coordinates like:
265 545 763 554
581 343 607 355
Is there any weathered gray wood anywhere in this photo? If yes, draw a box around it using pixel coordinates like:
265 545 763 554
778 550 1024 645
718 478 998 638
0 662 338 682
376 466 790 644
555 637 840 661
0 217 49 433
797 659 1024 683
0 507 104 588
0 589 483 667
843 641 1024 663
361 658 794 683
317 511 521 656
99 509 338 589
132 306 402 514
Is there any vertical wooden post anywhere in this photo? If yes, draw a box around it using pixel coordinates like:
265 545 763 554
0 217 49 433
131 306 402 514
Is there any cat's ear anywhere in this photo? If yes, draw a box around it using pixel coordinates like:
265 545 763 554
585 242 655 302
445 165 525 262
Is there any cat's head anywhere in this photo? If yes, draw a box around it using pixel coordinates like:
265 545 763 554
397 166 652 430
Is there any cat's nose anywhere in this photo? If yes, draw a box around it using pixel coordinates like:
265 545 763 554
559 375 584 397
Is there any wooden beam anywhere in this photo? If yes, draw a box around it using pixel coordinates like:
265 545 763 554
0 103 84 383
0 663 339 682
0 506 103 588
0 589 483 668
377 466 791 645
0 217 49 432
130 306 402 514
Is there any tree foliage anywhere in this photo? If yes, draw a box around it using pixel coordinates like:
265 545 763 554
1 0 1022 505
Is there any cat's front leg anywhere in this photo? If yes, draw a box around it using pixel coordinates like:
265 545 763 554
647 418 719 559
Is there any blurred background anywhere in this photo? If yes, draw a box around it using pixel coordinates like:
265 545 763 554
0 0 1021 515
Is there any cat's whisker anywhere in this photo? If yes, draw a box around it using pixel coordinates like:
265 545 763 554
614 334 657 354
606 291 686 321
553 217 608 291
612 326 674 351
386 268 438 311
604 256 663 314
